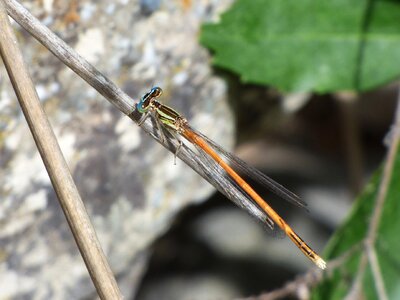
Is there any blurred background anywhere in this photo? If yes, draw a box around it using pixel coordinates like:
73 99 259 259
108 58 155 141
0 0 398 299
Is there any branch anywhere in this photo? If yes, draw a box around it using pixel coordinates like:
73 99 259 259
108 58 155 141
240 244 361 300
0 1 122 299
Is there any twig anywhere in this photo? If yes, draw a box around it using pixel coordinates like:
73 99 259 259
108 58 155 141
2 0 274 227
240 243 362 300
367 246 387 300
3 0 133 114
0 2 122 299
344 252 366 300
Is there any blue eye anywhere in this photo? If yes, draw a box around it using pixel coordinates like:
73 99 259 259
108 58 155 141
137 87 163 113
151 87 163 97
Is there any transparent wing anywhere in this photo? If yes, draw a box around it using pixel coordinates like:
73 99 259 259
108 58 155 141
188 126 307 210
144 113 286 233
156 122 277 231
192 140 276 231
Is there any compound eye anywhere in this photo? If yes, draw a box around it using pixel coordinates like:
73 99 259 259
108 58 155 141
141 92 152 107
151 87 163 98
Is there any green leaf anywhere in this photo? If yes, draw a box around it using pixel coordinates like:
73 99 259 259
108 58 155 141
201 0 400 93
311 147 400 299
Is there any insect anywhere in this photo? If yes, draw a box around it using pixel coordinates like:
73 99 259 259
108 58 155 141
135 86 326 269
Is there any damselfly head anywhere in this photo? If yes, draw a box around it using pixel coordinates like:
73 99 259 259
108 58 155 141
137 86 163 113
150 86 163 98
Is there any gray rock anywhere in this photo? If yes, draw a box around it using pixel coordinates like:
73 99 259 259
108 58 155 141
0 0 234 298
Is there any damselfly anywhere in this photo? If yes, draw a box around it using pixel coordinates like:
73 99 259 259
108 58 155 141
135 87 326 269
